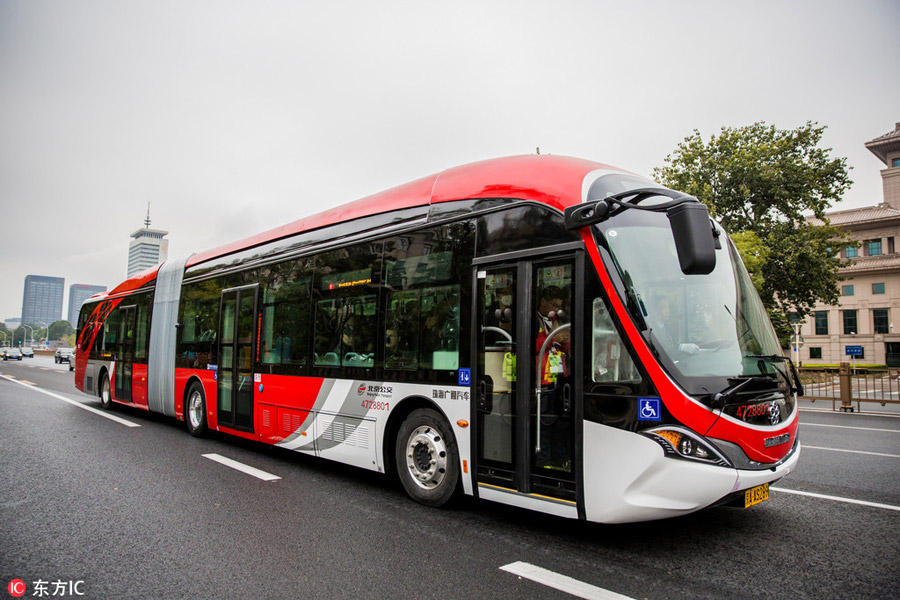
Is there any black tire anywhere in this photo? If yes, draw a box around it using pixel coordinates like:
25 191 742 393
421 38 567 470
69 361 75 372
99 372 112 410
185 382 208 438
395 408 460 508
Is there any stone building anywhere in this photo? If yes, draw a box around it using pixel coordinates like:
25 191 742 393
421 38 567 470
800 123 900 366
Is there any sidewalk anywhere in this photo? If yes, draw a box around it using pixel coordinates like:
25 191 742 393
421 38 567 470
799 396 900 416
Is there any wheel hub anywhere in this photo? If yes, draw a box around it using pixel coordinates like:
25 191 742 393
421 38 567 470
405 426 448 490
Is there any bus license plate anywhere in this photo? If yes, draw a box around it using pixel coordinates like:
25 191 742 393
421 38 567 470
744 483 769 508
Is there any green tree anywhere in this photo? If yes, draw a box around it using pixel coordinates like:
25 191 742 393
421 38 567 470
48 320 74 341
654 121 852 341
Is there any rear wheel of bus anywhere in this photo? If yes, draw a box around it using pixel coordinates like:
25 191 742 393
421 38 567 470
99 372 112 410
396 408 460 507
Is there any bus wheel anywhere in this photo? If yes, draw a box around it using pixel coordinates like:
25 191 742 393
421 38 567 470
99 373 112 410
395 408 460 508
186 382 207 438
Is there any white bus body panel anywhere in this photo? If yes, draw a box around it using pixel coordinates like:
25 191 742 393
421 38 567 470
582 421 799 524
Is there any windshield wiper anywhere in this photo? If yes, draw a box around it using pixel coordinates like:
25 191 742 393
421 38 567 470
709 377 755 409
743 354 804 397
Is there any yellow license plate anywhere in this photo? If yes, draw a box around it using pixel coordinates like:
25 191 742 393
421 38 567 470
744 483 769 508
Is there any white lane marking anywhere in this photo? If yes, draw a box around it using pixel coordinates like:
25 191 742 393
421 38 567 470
771 487 900 512
18 380 36 386
803 445 900 458
0 374 140 428
202 453 281 481
802 422 899 433
500 562 634 600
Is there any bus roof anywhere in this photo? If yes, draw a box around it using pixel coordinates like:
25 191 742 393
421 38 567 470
107 155 625 296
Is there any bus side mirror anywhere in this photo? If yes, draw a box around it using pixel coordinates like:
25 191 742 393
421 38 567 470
666 203 717 275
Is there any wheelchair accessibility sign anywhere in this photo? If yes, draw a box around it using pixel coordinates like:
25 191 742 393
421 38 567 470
639 397 662 421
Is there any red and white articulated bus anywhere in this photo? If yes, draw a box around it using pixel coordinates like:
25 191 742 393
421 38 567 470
73 155 800 523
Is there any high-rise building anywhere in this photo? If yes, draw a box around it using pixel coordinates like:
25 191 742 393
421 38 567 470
67 284 107 325
22 275 64 325
127 204 169 278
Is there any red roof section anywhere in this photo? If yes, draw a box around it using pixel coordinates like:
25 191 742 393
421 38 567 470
187 155 619 269
109 155 624 291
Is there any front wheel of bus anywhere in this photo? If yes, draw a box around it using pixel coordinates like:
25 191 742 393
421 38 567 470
99 373 112 410
396 408 460 508
186 382 207 438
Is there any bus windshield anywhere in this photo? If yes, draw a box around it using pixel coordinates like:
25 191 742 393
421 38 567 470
596 209 785 397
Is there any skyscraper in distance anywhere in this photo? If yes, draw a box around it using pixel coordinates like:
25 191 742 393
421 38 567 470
127 203 169 278
22 275 64 325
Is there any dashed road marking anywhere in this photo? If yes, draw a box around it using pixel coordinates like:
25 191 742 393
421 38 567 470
500 562 634 600
202 453 281 481
771 487 900 512
803 445 900 458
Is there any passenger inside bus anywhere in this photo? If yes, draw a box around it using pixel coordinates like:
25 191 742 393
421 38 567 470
535 284 572 471
649 295 699 356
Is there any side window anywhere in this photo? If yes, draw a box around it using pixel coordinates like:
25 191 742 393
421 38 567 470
103 307 120 354
177 279 220 368
591 297 640 383
383 226 462 372
476 204 578 257
314 244 380 368
259 258 313 367
134 292 152 363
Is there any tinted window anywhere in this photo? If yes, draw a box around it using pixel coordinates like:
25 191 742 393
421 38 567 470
259 258 314 370
314 244 381 369
177 279 221 368
476 204 577 256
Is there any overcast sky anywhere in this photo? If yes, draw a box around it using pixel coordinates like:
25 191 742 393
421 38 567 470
1 0 898 324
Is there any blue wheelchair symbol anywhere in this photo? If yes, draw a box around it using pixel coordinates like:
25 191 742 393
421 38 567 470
639 397 661 421
458 368 471 387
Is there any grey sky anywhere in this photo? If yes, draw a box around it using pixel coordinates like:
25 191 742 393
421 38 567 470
1 0 898 324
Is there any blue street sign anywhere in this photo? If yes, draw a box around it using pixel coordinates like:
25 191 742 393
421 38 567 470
458 368 471 386
845 345 863 357
638 397 662 421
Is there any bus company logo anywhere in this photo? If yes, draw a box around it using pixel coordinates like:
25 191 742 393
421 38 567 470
358 383 392 397
8 579 25 598
768 402 781 426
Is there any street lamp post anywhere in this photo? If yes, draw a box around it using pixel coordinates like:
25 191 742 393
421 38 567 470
36 321 49 346
23 325 34 345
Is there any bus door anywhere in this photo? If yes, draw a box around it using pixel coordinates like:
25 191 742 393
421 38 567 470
114 304 136 403
474 253 581 504
217 285 258 432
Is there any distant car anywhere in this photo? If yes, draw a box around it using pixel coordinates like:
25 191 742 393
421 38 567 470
20 347 34 358
55 347 75 364
2 347 23 361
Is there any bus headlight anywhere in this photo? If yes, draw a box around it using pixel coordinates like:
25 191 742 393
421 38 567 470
643 426 731 467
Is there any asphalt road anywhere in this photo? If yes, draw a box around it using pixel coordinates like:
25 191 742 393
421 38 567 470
1 356 898 599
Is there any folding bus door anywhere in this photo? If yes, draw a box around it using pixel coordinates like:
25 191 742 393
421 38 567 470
217 285 258 432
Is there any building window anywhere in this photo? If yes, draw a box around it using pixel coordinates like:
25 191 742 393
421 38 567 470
842 284 854 296
893 158 900 167
889 237 896 254
845 246 858 258
874 308 890 334
809 347 822 359
814 311 828 335
873 282 886 295
867 239 882 256
842 310 857 335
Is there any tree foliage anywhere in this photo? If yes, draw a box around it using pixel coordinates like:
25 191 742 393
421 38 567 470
654 121 852 340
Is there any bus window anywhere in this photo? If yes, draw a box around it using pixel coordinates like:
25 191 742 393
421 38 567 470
102 307 119 356
177 279 220 368
592 297 640 383
420 285 459 370
314 244 379 369
135 292 152 363
385 289 419 370
260 260 312 366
